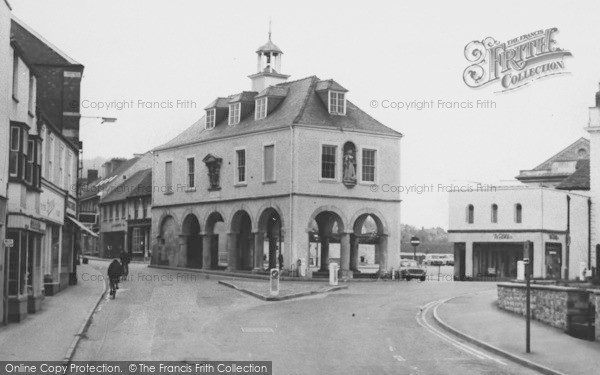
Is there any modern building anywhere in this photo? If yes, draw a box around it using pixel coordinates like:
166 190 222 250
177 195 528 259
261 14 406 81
151 35 402 278
0 0 12 324
79 154 152 257
98 168 152 260
449 186 590 280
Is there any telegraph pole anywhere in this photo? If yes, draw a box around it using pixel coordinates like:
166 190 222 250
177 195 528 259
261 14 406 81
524 240 532 353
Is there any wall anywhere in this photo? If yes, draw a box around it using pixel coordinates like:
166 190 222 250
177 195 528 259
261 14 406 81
497 283 590 330
592 290 600 341
152 128 292 209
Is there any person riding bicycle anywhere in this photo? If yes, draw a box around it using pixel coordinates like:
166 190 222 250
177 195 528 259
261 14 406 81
107 259 123 298
120 249 131 279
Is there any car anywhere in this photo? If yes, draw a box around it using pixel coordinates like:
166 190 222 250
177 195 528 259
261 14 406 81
399 259 426 281
424 254 446 266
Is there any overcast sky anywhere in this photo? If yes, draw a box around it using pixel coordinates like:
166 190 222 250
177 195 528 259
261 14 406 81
10 0 600 229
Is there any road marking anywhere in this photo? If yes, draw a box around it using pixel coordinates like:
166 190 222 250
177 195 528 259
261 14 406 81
416 299 506 366
241 327 274 333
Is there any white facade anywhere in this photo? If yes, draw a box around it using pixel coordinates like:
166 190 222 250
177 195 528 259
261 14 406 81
587 106 600 274
448 187 590 280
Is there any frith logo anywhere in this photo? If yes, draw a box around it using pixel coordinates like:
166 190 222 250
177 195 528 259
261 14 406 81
463 28 572 92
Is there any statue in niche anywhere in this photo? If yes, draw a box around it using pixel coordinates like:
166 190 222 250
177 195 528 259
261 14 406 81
343 142 357 187
202 154 222 191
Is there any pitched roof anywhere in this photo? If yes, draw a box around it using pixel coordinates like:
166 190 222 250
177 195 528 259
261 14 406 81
155 76 402 151
80 157 141 201
10 16 82 67
100 169 152 204
256 39 283 54
556 159 590 190
516 137 590 182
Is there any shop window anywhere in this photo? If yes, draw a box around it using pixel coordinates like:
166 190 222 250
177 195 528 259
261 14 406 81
491 204 498 223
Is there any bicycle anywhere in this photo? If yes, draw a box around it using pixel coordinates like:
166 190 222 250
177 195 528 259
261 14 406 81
109 277 119 299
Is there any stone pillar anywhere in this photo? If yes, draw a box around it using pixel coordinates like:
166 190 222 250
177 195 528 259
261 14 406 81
340 232 352 278
350 234 359 272
319 237 330 272
465 241 473 278
226 233 238 271
177 235 187 268
253 232 265 272
202 234 212 270
378 235 388 272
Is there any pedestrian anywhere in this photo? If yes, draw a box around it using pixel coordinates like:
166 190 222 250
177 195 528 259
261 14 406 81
120 250 131 280
107 259 123 298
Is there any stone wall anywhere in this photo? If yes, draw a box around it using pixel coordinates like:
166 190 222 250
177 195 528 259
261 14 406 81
592 290 600 341
497 283 590 330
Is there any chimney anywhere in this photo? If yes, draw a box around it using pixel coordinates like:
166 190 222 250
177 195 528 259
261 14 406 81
87 169 98 182
109 158 126 173
101 162 110 178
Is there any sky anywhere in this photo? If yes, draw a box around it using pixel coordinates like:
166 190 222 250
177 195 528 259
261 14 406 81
9 0 600 229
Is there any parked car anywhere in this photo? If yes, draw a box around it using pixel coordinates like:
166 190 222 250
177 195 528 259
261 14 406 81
399 259 426 281
444 254 454 266
424 254 446 266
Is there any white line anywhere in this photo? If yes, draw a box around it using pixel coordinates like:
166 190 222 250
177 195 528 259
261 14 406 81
418 299 506 366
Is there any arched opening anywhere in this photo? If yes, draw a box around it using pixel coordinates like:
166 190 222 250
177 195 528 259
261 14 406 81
158 216 177 266
352 214 385 274
258 208 283 271
230 210 253 271
308 211 345 276
205 212 225 270
182 214 202 268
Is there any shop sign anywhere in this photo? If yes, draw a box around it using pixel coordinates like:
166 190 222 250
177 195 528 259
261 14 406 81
40 187 65 223
548 233 559 241
493 233 513 240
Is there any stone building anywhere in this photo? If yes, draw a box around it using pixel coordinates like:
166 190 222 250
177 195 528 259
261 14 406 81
151 35 402 278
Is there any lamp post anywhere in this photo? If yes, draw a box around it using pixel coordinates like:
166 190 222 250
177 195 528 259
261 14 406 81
410 236 420 263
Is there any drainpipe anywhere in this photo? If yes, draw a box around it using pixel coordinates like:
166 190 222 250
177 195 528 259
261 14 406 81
588 198 592 270
566 195 571 280
289 124 295 274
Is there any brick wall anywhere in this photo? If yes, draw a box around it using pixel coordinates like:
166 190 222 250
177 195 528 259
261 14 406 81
497 283 590 330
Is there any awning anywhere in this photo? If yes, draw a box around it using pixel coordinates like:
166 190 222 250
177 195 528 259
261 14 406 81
66 216 98 238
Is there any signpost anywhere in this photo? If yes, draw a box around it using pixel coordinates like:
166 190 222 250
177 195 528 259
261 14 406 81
410 236 420 262
523 240 532 353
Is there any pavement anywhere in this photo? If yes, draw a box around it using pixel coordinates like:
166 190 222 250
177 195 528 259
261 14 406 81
435 289 600 375
0 261 106 360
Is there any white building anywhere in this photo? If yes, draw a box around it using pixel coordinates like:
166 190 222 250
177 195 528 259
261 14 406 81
448 187 590 280
0 0 12 324
151 34 403 278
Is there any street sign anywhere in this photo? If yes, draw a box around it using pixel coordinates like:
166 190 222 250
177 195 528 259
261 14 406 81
523 258 530 265
410 236 421 246
4 239 14 248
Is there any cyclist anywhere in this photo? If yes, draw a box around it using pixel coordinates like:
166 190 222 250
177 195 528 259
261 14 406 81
107 259 123 298
120 250 131 279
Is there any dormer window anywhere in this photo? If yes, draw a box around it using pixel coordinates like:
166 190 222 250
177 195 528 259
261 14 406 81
205 109 216 129
229 103 241 125
256 97 267 120
329 91 346 115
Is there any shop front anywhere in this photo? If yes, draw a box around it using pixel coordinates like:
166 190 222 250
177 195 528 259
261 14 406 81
450 231 567 280
6 214 45 322
39 183 65 295
128 218 151 260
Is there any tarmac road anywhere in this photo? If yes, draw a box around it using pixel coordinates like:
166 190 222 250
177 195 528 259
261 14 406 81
74 262 541 375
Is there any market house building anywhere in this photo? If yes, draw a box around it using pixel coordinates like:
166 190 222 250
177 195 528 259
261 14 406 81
151 35 402 278
449 139 592 281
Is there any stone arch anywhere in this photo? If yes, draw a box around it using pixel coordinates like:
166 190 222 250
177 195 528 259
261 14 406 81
157 210 180 236
349 207 389 235
202 210 226 269
254 202 285 233
202 209 227 234
306 205 348 233
182 213 202 269
157 214 179 266
228 210 253 271
181 208 202 233
256 206 285 271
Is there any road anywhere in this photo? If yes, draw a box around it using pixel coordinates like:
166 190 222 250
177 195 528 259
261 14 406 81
75 262 540 375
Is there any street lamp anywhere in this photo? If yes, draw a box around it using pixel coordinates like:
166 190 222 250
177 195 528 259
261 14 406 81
410 236 420 262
